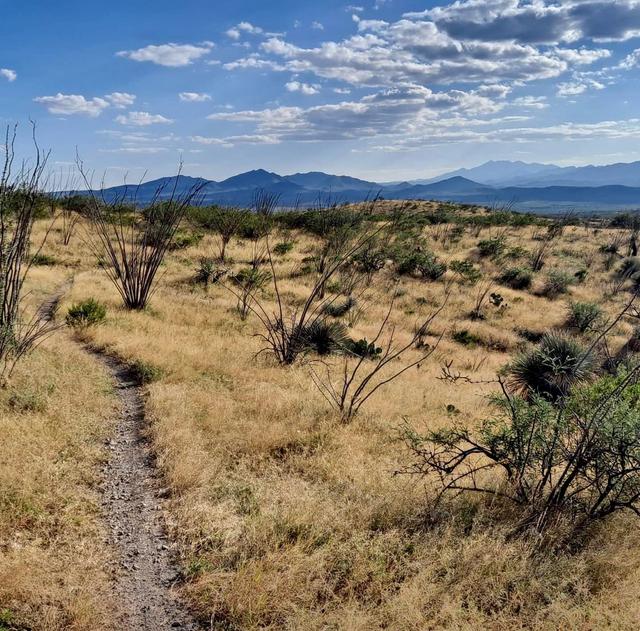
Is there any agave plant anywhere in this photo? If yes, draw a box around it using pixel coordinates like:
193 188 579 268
507 332 597 401
297 320 351 356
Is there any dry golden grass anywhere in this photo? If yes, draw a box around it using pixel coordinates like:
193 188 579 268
4 211 640 629
0 264 117 630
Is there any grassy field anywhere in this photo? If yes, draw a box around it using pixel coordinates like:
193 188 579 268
3 203 640 629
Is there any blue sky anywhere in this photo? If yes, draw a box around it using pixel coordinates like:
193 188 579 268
3 0 640 185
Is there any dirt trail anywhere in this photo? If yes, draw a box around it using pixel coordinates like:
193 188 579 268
41 283 201 630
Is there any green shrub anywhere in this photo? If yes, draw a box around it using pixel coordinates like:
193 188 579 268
171 231 203 250
506 332 596 401
452 329 482 347
194 257 227 286
66 298 107 327
499 267 533 290
323 297 355 318
403 369 640 537
395 249 446 280
347 338 382 359
566 301 604 333
129 359 164 384
416 254 447 280
273 241 295 255
31 252 57 266
450 260 482 285
351 244 387 278
477 235 506 258
542 270 573 298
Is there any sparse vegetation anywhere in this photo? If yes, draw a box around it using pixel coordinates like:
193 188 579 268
8 195 640 630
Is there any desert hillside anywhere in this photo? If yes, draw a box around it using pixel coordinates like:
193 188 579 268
3 192 640 630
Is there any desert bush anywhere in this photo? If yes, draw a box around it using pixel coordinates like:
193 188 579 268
452 329 482 347
310 294 445 421
31 252 57 266
392 241 445 280
403 366 640 538
351 242 387 280
450 260 482 285
129 359 164 384
298 320 351 356
541 270 573 298
194 257 227 287
477 235 507 258
171 230 203 250
231 267 271 320
66 298 107 328
566 301 604 333
529 221 564 271
506 332 596 401
0 125 58 380
272 241 295 256
346 338 382 359
416 253 447 281
617 256 640 281
80 166 205 310
499 266 533 290
323 296 355 318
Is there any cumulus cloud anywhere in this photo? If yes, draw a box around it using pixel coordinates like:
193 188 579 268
512 96 548 109
179 92 212 102
208 86 506 142
114 111 173 126
409 1 640 45
0 68 16 82
34 93 111 116
117 42 214 67
105 92 136 108
226 21 264 39
286 81 320 95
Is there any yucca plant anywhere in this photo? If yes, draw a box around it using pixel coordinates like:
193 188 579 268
507 332 597 401
297 320 350 356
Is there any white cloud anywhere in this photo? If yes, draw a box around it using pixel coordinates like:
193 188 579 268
512 96 548 109
209 86 505 143
100 146 169 154
286 81 320 95
190 134 279 148
557 79 605 97
114 111 173 126
105 92 136 108
227 21 264 39
117 42 214 67
34 93 110 117
179 92 212 102
0 68 16 82
312 21 325 31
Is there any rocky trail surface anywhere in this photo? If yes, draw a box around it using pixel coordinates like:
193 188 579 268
41 281 202 630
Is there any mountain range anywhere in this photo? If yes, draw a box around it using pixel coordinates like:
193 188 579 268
81 160 640 213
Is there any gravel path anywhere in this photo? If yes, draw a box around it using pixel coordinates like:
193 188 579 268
95 351 201 630
41 282 202 630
